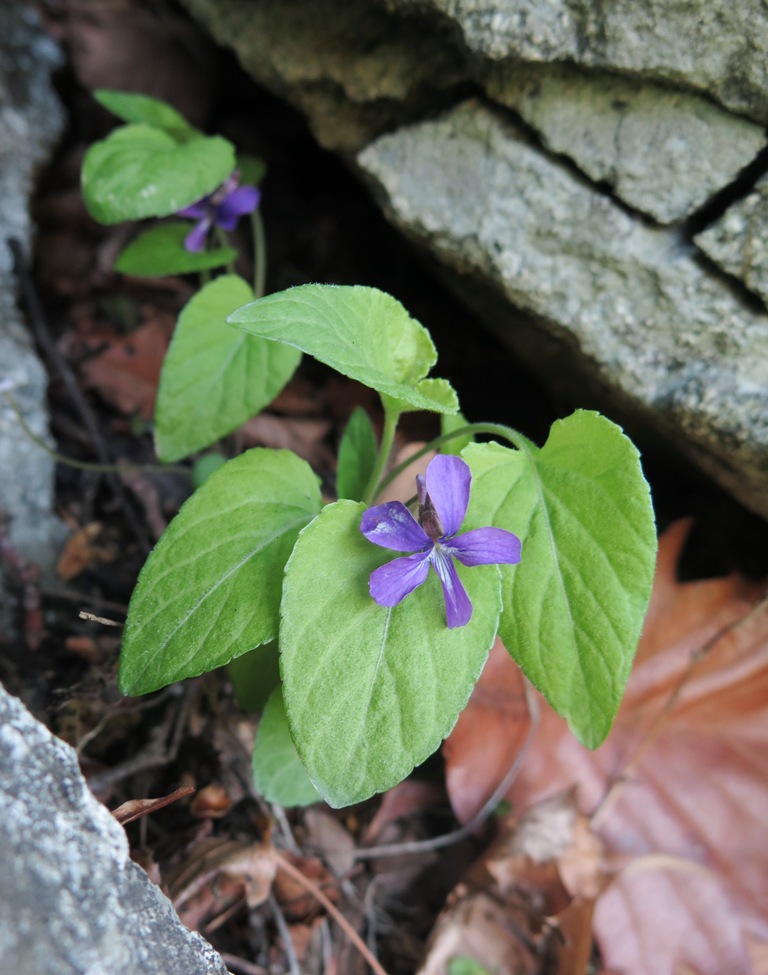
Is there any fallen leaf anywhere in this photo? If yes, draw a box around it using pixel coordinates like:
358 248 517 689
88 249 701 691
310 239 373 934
79 320 169 419
56 521 117 580
111 785 195 826
189 783 232 819
487 520 768 975
443 637 531 825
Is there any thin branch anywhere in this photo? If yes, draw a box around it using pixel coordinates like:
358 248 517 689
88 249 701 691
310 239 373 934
273 850 389 975
269 893 301 975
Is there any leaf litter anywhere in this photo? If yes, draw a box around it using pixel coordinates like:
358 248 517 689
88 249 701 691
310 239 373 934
442 518 768 975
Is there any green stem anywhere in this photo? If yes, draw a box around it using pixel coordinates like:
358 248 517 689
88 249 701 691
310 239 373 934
3 391 189 476
361 404 400 505
376 421 535 496
213 226 236 276
251 209 267 299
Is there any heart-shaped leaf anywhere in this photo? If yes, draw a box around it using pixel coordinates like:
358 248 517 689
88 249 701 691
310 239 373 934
82 124 235 224
114 222 237 277
252 687 321 807
154 275 301 462
119 448 321 695
463 410 657 748
228 285 458 414
280 499 501 807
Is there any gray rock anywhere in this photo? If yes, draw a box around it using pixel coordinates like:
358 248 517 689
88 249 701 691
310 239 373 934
486 63 767 223
181 0 465 150
0 6 65 633
358 100 768 519
0 682 231 975
695 178 768 307
383 0 768 125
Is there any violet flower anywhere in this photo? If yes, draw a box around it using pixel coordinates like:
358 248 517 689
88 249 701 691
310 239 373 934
360 454 521 628
177 171 260 252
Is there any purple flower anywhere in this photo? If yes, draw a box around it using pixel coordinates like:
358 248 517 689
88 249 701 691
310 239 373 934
177 171 260 252
360 454 522 628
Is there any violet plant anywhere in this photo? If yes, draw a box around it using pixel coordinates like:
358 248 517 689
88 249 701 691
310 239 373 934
81 91 657 809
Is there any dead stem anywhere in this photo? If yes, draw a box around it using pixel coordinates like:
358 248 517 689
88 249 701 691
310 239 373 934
273 850 390 975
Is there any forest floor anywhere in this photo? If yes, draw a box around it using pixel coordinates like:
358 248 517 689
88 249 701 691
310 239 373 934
3 4 768 974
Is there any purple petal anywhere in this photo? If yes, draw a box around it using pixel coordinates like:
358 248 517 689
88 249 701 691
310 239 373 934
183 218 211 252
217 186 260 228
177 200 210 220
425 454 471 537
369 552 430 607
447 527 522 567
429 548 473 628
360 501 430 552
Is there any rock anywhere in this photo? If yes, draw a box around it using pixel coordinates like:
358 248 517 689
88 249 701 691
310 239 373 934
180 0 465 150
384 0 768 125
485 63 767 223
695 178 768 308
0 681 231 975
0 6 65 635
358 100 768 519
177 0 768 517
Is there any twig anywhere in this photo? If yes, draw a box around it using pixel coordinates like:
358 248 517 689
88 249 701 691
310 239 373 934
274 850 389 975
269 893 301 975
4 388 187 475
351 680 540 861
7 237 152 553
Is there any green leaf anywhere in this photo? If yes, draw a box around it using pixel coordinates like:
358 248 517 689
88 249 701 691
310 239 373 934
252 687 321 807
441 410 474 455
154 275 301 462
119 448 321 695
228 641 282 713
114 222 237 277
191 452 227 489
447 958 494 975
228 284 458 414
463 410 656 748
336 407 377 501
82 124 235 224
93 90 197 139
280 500 502 807
236 153 268 186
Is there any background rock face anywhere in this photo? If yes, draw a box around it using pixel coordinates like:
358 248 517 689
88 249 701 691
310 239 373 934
181 0 768 519
0 682 230 975
0 6 66 635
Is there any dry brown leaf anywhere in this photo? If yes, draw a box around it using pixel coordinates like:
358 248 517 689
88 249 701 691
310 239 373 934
79 320 168 419
484 519 768 975
304 808 356 877
443 636 531 825
419 792 599 975
111 785 195 826
56 521 117 580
